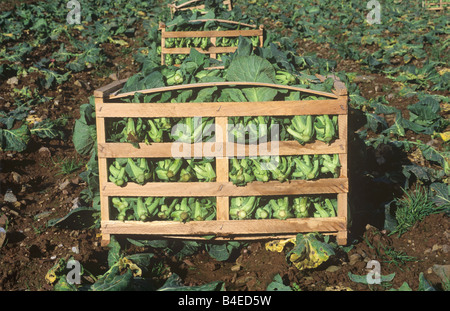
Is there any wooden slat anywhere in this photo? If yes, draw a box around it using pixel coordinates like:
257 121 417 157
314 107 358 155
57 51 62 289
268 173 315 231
161 29 263 39
188 18 255 28
108 81 338 100
160 18 259 64
96 99 347 118
169 0 232 13
101 178 349 197
336 193 348 245
97 139 347 158
93 79 127 98
215 116 230 220
154 233 343 240
338 113 348 178
94 98 111 245
162 46 237 55
209 36 217 59
101 217 347 236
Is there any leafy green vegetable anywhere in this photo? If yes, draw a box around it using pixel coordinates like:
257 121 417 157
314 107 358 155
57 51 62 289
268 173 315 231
0 124 30 152
348 271 396 285
73 97 97 156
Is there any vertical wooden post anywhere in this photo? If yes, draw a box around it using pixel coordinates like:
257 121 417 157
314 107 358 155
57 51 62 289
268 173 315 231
215 116 229 221
160 23 166 65
337 95 348 245
210 37 217 60
95 96 111 246
259 25 264 47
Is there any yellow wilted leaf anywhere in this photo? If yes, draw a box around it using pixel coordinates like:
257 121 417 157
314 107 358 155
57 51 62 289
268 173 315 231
26 115 42 124
45 259 65 284
3 33 13 38
438 68 449 76
108 37 129 46
439 132 450 142
265 238 296 252
137 11 146 16
267 233 335 271
441 103 450 113
73 25 84 31
325 285 353 291
119 257 142 277
45 269 58 284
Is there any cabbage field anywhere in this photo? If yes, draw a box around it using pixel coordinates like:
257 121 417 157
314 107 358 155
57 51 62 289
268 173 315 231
0 0 449 295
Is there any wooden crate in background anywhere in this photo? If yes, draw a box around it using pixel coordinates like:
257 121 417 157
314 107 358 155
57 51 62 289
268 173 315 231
422 0 449 10
159 20 264 65
168 0 233 16
94 79 349 246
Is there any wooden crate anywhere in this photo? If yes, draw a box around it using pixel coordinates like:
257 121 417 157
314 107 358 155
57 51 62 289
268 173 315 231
422 0 450 10
94 78 349 246
159 20 264 65
168 0 233 16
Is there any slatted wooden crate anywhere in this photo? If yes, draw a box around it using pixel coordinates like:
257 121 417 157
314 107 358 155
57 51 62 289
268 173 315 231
94 78 349 246
168 0 233 16
422 0 450 10
159 20 264 65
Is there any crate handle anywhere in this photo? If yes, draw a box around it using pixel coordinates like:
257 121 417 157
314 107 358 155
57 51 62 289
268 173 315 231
160 20 261 30
105 81 341 100
170 0 204 10
170 0 233 10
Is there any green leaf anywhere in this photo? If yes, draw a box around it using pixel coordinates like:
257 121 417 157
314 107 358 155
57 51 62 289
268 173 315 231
225 55 276 83
205 241 240 261
286 233 335 270
348 271 395 284
30 118 65 139
127 238 170 249
138 70 165 90
187 48 208 67
266 274 292 291
384 200 399 233
430 182 450 208
225 55 278 102
234 36 253 58
401 164 439 183
0 124 30 152
192 86 217 102
157 273 224 291
126 253 154 273
174 241 201 258
365 112 388 132
241 86 278 102
218 88 247 102
107 236 122 268
90 266 133 291
73 119 96 156
420 145 449 168
0 106 30 129
389 282 412 291
47 206 98 229
53 276 79 291
408 96 440 122
417 272 436 291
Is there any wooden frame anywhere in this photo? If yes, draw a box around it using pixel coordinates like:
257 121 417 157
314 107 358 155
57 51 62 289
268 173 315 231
422 0 450 10
168 0 233 16
94 78 349 246
159 20 264 65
